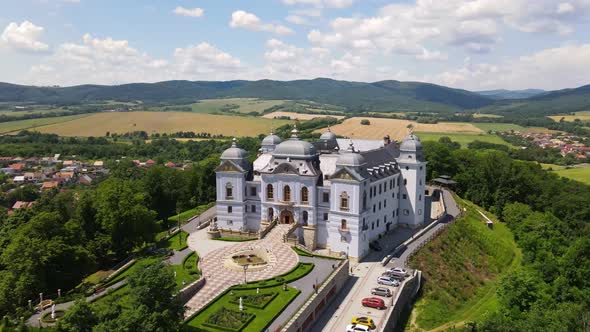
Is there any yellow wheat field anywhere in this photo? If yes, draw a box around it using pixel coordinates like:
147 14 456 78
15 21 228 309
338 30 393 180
29 112 292 137
315 117 483 141
262 111 344 120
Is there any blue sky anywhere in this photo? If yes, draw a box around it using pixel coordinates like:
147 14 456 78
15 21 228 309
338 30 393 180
1 0 589 90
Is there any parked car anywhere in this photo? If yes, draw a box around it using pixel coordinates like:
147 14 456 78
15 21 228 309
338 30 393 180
351 316 376 329
362 297 386 310
381 272 405 280
386 267 408 278
369 241 382 251
377 276 400 287
346 323 371 332
371 287 393 297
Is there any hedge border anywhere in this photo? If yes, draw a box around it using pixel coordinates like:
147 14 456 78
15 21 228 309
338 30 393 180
228 291 279 310
202 309 255 332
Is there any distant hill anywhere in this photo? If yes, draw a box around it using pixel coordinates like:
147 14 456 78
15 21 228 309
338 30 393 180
0 79 495 113
2 79 589 117
478 84 590 117
476 89 545 99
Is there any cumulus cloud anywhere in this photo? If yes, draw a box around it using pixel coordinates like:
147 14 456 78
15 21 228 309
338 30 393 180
282 0 354 8
25 33 244 85
433 44 590 90
230 10 293 35
1 21 49 52
173 6 204 18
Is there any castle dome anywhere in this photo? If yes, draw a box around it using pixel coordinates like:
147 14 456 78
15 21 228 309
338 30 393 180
400 133 422 152
221 138 248 160
262 133 282 146
319 128 337 141
336 141 366 167
272 125 318 159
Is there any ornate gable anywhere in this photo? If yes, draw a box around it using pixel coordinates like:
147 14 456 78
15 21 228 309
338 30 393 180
272 162 299 175
215 160 244 173
331 167 362 182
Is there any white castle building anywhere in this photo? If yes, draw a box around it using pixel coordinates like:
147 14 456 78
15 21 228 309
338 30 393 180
215 127 429 261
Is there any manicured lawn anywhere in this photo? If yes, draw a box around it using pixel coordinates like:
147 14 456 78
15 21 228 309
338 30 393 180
215 236 257 242
185 262 313 331
102 255 163 287
173 252 200 289
291 246 313 257
169 203 214 223
159 231 189 251
185 286 300 331
415 132 515 148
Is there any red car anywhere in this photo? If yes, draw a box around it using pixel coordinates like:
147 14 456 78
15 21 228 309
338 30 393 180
361 297 386 310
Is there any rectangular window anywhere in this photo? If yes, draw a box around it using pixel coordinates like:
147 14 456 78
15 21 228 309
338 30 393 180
378 202 381 210
323 192 330 203
226 187 233 199
379 184 382 194
377 219 380 227
371 222 374 230
323 213 328 221
228 206 232 214
373 205 376 213
227 220 233 225
341 219 347 230
404 209 409 216
340 197 349 211
245 205 249 213
252 205 256 213
403 194 407 199
250 187 256 196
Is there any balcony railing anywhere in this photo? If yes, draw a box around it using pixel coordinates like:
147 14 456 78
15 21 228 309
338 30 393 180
339 227 350 234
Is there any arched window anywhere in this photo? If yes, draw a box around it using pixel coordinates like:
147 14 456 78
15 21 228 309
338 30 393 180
340 191 349 211
268 207 274 221
301 187 309 203
404 179 407 185
302 211 308 225
283 185 291 201
362 191 367 210
266 184 274 200
225 183 233 199
341 219 347 230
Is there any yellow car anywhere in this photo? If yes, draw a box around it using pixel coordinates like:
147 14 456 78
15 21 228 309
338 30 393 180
351 316 376 329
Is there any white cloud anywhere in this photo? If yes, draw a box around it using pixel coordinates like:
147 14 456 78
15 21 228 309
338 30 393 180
25 33 244 85
173 6 204 18
286 15 310 25
230 10 293 35
282 0 354 8
432 44 590 90
1 21 49 52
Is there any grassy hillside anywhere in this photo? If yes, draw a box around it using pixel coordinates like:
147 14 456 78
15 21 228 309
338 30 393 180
405 197 521 331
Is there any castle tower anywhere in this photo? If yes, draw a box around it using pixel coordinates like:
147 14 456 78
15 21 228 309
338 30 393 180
215 138 250 230
396 133 427 228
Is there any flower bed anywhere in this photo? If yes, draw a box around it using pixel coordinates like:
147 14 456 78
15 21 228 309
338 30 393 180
202 308 255 332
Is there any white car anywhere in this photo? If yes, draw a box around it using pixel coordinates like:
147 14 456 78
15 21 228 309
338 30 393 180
386 267 408 278
377 276 400 287
346 324 371 332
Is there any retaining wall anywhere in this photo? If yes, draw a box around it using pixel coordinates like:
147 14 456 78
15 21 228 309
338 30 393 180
281 260 350 332
379 270 422 332
178 277 206 304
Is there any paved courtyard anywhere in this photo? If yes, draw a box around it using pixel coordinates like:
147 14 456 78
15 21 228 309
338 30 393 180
184 224 299 317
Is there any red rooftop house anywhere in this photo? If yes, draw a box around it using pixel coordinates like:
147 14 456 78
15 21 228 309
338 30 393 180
165 162 176 168
8 163 25 172
41 180 60 190
145 159 156 167
12 201 34 209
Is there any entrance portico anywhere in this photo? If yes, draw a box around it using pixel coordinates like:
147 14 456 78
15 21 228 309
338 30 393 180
280 209 294 224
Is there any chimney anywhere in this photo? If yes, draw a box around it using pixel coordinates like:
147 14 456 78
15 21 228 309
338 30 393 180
383 135 391 146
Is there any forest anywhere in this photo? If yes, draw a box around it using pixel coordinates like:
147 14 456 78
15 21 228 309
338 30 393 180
424 139 590 331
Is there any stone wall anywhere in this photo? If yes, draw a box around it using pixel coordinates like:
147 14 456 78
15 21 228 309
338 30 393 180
281 260 350 332
178 277 206 304
380 270 422 332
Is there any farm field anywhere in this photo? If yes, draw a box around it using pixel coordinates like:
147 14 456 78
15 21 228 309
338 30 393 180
415 132 514 147
150 98 287 114
548 111 590 122
472 113 503 119
0 107 68 117
317 117 482 141
25 112 292 137
262 111 344 120
552 165 590 185
473 122 558 133
0 114 91 134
